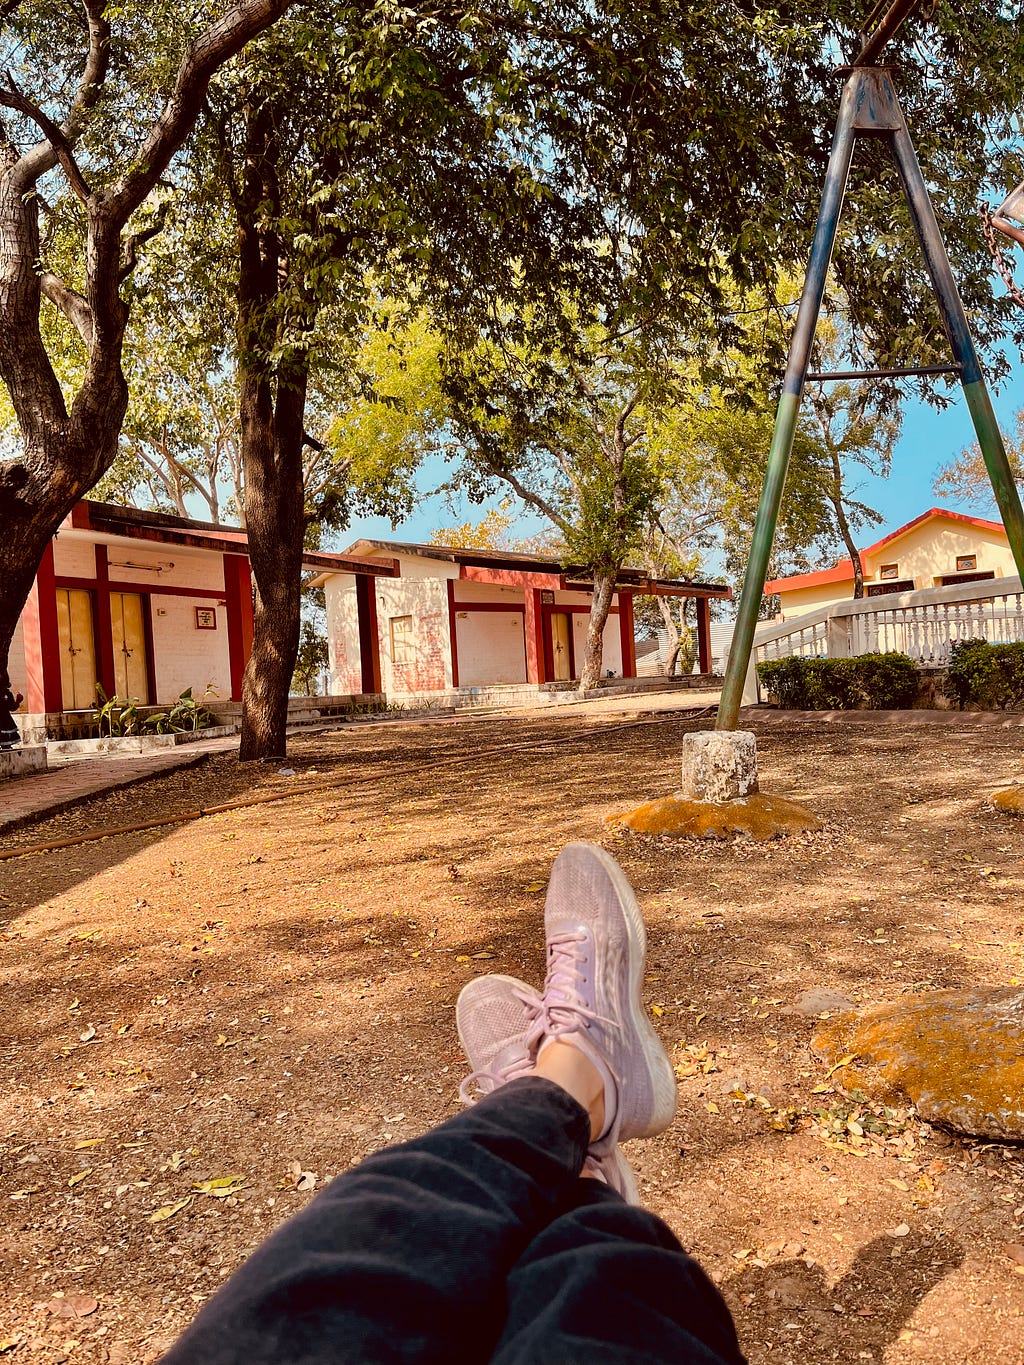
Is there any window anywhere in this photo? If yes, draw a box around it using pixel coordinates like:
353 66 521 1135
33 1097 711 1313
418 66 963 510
866 579 915 597
390 615 414 663
878 563 899 580
956 554 977 572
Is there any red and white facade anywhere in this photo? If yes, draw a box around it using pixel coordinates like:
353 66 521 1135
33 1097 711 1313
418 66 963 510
313 540 730 700
8 502 394 719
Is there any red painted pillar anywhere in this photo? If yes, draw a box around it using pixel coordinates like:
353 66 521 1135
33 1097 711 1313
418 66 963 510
696 596 712 674
446 579 460 689
94 544 116 698
617 590 636 678
524 587 547 683
224 555 255 702
22 540 63 713
355 574 383 695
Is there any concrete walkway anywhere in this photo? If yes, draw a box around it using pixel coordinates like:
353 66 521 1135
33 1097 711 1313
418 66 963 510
0 731 242 836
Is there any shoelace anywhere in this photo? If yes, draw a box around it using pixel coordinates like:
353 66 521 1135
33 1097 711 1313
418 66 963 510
458 934 615 1104
523 930 615 1052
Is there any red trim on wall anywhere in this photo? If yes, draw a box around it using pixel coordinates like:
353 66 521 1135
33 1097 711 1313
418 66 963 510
696 597 712 674
23 541 63 712
446 580 460 688
617 591 636 678
93 545 116 697
355 573 382 694
462 564 566 590
523 588 546 683
55 574 227 600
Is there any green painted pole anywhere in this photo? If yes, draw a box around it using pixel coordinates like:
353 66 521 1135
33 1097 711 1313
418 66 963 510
715 76 859 731
890 121 1024 582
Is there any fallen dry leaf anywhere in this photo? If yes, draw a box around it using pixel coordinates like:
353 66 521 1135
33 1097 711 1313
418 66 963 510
1003 1244 1024 1267
45 1293 98 1319
148 1196 192 1224
67 1168 93 1188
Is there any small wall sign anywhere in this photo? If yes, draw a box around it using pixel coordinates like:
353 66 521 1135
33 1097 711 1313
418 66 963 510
195 606 217 630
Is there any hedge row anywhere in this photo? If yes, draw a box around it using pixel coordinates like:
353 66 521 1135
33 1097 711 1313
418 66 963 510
756 652 919 710
943 638 1024 710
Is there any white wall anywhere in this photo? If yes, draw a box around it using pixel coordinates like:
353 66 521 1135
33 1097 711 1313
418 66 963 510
148 596 232 704
324 575 364 693
52 537 98 577
455 610 527 685
572 611 623 678
377 577 453 693
7 619 26 698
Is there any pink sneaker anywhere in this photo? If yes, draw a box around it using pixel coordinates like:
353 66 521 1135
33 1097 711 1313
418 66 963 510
457 972 642 1203
456 974 539 1102
530 842 677 1156
582 1149 640 1204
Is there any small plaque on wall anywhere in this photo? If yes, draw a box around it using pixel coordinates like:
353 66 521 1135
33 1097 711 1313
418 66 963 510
195 606 217 630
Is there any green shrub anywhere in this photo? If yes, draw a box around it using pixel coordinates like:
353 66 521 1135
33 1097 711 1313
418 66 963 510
944 639 1024 710
755 656 809 708
855 652 919 709
756 652 919 710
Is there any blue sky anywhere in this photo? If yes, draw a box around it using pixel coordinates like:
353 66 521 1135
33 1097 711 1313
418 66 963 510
341 367 1024 557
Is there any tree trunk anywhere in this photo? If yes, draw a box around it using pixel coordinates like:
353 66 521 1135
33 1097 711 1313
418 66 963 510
236 372 308 760
578 569 617 692
234 103 310 762
656 594 681 676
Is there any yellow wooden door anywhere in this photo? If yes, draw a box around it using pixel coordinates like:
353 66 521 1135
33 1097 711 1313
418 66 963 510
111 592 150 702
550 612 572 681
56 588 99 710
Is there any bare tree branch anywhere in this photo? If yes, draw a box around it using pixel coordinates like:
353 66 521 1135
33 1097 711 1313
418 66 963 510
14 0 110 188
0 75 93 201
40 272 93 346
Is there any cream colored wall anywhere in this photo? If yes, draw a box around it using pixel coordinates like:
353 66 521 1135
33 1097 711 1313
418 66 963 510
323 575 364 693
7 619 26 698
862 522 1009 585
778 520 1011 619
778 580 854 618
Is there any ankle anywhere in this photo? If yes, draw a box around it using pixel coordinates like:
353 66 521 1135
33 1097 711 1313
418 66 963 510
530 1039 606 1141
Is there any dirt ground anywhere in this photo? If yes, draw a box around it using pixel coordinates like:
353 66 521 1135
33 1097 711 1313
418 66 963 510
1 708 1023 1364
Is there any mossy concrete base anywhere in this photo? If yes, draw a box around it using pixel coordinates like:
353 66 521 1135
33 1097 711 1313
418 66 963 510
989 785 1024 814
605 791 822 841
812 988 1024 1140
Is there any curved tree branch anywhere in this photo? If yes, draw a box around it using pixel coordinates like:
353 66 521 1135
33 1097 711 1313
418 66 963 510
39 272 93 346
105 0 293 229
0 76 93 201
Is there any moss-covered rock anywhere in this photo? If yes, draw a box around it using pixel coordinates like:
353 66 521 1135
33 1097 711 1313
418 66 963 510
605 791 821 841
812 988 1024 1140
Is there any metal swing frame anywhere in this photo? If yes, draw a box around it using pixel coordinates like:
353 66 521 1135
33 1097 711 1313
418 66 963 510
716 0 1024 730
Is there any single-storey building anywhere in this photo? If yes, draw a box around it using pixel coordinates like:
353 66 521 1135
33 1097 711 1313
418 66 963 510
310 539 731 701
9 501 396 722
765 508 1011 620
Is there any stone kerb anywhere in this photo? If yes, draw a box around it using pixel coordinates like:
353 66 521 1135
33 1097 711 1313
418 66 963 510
0 746 48 781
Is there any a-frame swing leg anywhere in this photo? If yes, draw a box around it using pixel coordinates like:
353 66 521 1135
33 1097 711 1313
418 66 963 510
716 67 1024 731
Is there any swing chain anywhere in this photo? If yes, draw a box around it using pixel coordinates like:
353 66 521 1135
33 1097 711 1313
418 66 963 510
981 206 1024 312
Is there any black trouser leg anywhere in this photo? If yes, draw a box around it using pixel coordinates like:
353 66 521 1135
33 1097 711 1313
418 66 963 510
490 1180 746 1365
160 1078 589 1365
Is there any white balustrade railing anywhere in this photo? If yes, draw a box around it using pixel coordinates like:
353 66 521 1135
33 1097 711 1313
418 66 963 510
753 575 1024 668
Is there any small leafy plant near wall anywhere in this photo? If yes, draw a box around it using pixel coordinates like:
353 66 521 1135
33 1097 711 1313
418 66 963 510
756 653 919 710
943 639 1024 710
94 686 216 736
